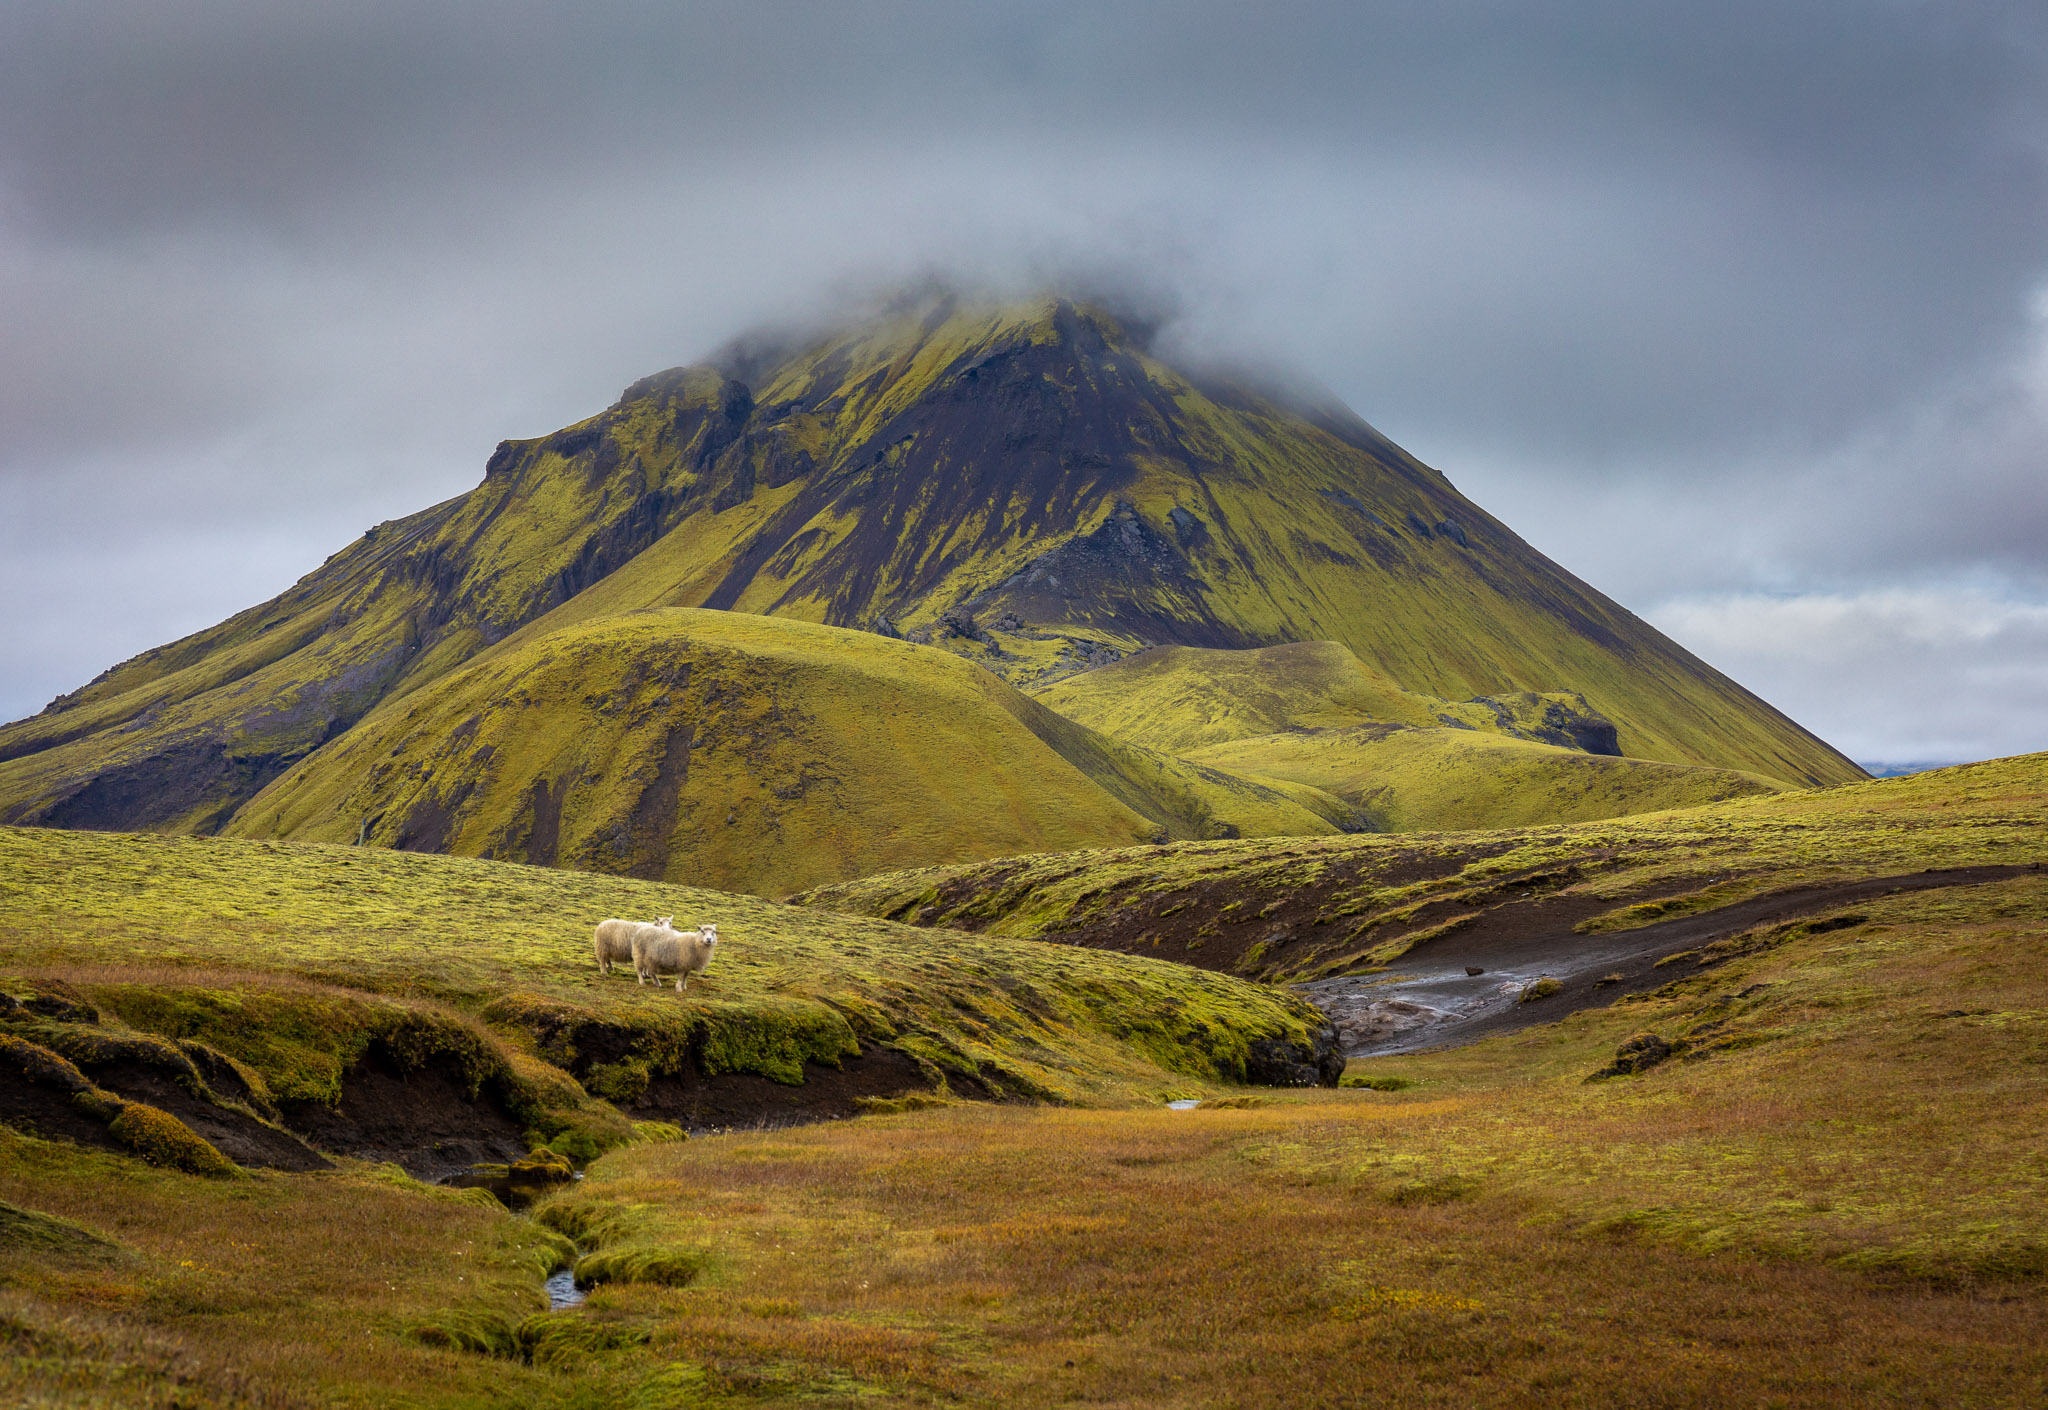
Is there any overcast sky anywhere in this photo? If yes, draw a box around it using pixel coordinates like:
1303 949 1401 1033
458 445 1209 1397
3 2 2045 768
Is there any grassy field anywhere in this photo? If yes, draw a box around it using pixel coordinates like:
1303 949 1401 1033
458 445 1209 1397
3 843 2043 1406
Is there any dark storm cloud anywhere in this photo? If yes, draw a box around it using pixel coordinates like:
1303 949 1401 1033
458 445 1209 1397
2 2 2046 760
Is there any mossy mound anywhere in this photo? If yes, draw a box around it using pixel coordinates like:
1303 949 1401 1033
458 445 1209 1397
224 609 1332 894
0 1029 243 1176
103 1099 238 1176
0 1198 120 1259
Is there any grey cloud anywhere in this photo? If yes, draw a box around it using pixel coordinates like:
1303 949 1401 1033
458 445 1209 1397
2 2 2046 760
1649 587 2048 766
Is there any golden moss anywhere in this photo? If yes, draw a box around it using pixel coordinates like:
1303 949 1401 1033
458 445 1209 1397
103 1101 237 1177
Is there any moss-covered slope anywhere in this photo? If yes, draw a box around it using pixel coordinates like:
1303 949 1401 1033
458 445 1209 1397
223 609 1334 894
0 825 1342 1139
1031 640 1628 756
0 290 1860 845
798 751 2048 984
1187 724 1779 833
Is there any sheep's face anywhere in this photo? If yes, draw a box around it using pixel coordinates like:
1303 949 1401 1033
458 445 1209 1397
700 925 719 946
654 914 674 929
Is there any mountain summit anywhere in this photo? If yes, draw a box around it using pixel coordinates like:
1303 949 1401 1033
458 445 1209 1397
0 291 1860 847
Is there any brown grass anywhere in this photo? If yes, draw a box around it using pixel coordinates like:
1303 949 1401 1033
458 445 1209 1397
2 778 2045 1404
545 1097 2045 1407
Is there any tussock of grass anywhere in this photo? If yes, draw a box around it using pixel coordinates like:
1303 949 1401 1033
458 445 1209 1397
1339 1073 1415 1091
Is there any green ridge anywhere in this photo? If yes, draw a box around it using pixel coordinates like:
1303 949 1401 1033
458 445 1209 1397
797 751 2048 983
1188 725 1780 833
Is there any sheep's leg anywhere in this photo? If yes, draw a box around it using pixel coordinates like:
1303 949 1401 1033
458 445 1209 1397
676 975 687 992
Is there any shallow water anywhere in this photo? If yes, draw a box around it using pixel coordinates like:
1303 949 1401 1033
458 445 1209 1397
1166 1099 1200 1110
1300 967 1543 1057
545 1268 586 1310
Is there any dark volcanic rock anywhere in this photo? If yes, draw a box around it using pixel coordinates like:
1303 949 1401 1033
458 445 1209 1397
1244 1022 1345 1088
1587 1032 1682 1082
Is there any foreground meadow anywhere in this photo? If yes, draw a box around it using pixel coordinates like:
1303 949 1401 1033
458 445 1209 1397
4 829 2045 1405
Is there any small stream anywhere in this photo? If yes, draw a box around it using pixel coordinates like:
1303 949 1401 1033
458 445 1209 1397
545 1267 586 1310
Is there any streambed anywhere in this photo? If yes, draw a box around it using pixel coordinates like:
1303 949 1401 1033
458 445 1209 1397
1304 865 2033 1058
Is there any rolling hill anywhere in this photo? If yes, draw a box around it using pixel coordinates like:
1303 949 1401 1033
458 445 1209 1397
1028 638 1782 829
0 290 1861 868
1184 724 1779 833
220 609 1336 894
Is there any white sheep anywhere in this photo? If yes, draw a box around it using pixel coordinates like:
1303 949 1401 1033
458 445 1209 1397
632 922 719 992
594 914 670 975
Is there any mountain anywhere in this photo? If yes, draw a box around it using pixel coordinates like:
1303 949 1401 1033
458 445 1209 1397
0 290 1860 859
220 610 1336 895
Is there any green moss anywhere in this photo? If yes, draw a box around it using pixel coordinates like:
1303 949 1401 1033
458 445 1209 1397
1340 1074 1415 1091
694 996 859 1085
0 1034 93 1093
573 1245 710 1289
586 1059 651 1105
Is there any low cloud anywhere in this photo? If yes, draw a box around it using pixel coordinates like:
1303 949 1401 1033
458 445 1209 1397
1649 586 2048 767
